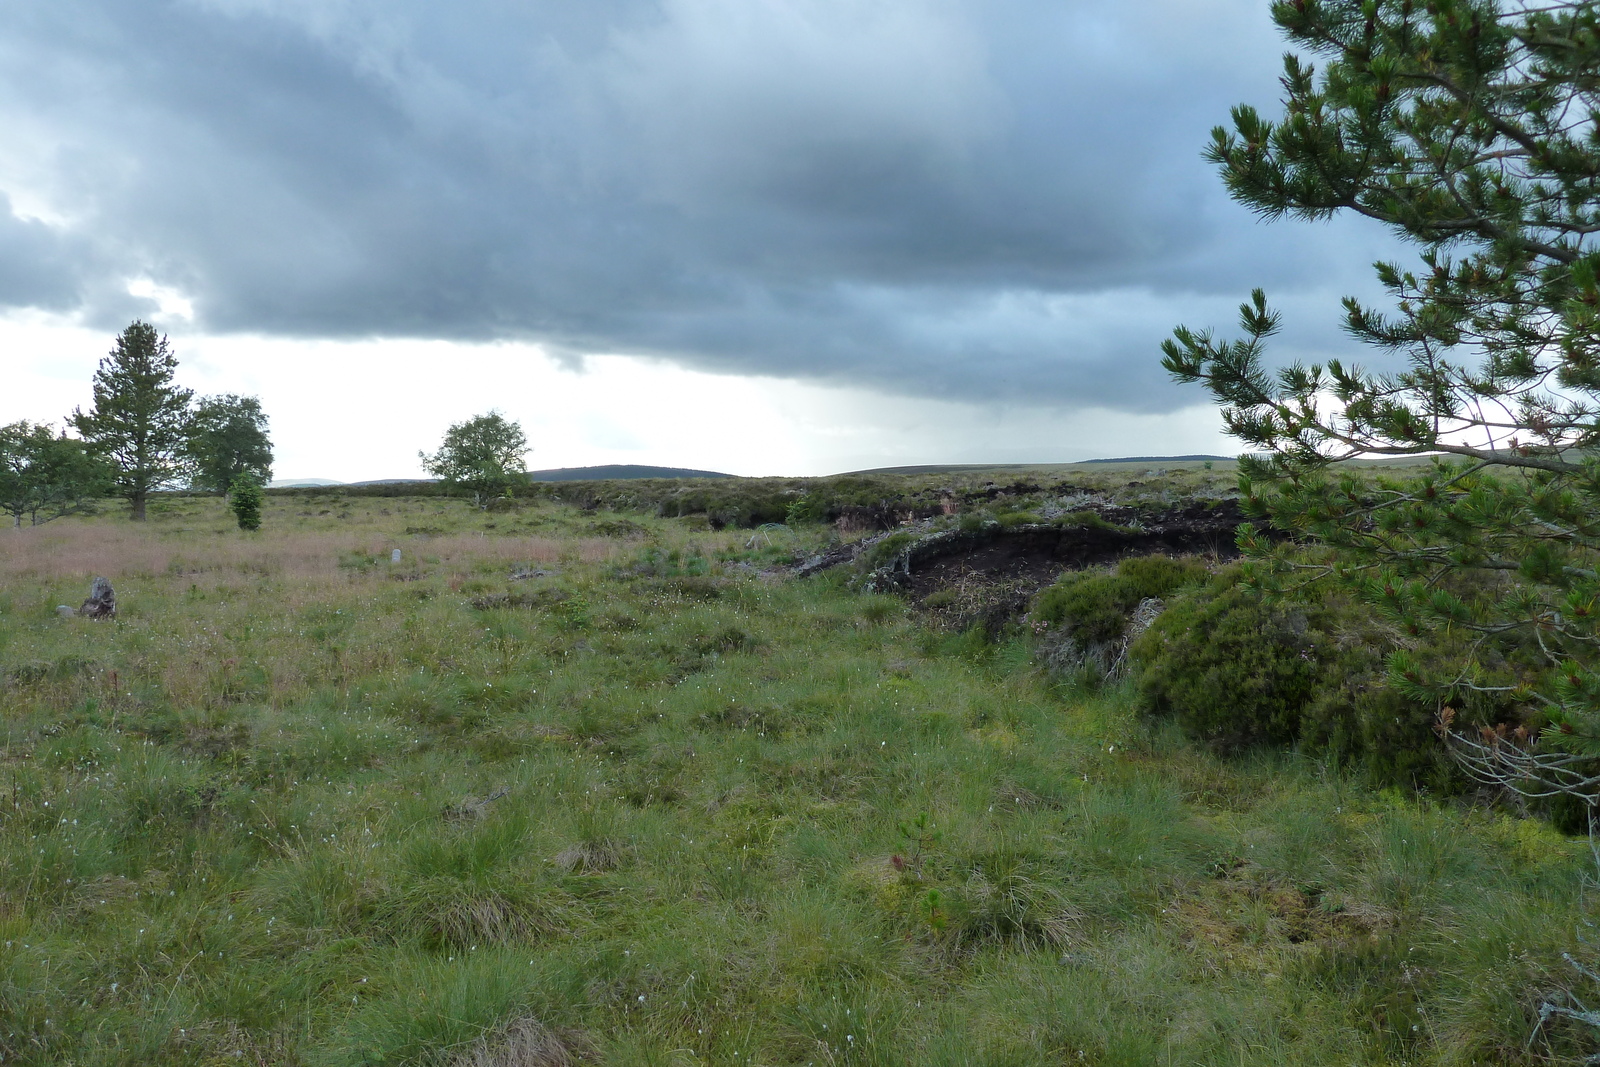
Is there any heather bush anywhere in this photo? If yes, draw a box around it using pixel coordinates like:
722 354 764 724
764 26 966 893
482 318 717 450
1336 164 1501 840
859 530 919 571
1131 572 1319 749
1131 569 1522 789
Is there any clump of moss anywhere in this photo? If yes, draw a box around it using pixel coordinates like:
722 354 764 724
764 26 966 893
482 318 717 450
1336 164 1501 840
860 531 919 570
1032 556 1208 646
1050 510 1133 534
1029 555 1210 680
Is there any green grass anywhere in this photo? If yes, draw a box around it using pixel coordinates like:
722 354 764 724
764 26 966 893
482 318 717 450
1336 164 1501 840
0 495 1595 1064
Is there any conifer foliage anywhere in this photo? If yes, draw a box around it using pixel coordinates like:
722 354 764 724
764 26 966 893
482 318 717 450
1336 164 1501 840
1162 1 1600 779
72 321 194 521
228 474 263 531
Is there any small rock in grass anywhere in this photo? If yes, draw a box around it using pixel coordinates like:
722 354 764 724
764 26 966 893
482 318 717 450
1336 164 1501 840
553 841 619 874
443 788 508 821
56 605 76 618
510 566 556 581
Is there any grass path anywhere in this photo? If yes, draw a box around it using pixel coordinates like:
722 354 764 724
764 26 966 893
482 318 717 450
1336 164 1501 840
0 496 1592 1064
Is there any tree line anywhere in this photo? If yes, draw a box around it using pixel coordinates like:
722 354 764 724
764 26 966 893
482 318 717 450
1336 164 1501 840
2 321 272 528
3 316 537 530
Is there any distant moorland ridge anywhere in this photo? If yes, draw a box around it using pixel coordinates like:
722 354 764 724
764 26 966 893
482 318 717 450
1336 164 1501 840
270 464 734 488
847 457 1235 476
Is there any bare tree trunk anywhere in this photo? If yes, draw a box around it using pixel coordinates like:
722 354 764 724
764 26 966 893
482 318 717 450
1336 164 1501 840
130 491 147 521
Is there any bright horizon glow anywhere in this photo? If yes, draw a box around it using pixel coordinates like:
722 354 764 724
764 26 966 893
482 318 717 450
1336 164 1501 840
2 311 1236 481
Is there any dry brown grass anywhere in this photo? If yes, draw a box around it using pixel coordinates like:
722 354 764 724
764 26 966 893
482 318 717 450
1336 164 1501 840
448 1017 584 1067
0 522 617 583
0 499 634 722
1168 863 1394 976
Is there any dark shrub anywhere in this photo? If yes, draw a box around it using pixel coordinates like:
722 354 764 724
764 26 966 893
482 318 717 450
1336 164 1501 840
1131 574 1319 749
1301 617 1520 792
229 476 263 531
1131 568 1517 789
1032 573 1136 645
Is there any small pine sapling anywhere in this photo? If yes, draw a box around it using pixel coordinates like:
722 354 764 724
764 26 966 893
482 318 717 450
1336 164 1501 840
229 475 263 531
892 812 939 880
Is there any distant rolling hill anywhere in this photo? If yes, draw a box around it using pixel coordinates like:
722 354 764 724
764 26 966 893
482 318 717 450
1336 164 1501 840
269 478 438 488
1080 455 1232 464
526 465 732 481
843 464 1035 476
846 457 1235 476
272 465 732 489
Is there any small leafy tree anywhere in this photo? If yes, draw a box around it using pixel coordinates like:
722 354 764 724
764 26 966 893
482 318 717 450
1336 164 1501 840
71 321 194 521
0 422 112 528
228 474 263 531
419 412 530 508
186 394 273 494
1160 0 1600 781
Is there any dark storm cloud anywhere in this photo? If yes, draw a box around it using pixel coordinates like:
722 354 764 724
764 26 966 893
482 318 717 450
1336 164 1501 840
0 194 86 310
0 0 1401 410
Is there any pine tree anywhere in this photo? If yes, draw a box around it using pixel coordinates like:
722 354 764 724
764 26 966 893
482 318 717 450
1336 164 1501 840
72 322 194 521
1162 0 1600 790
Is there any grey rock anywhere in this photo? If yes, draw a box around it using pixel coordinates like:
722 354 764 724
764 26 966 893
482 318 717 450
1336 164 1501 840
443 788 508 821
79 576 115 620
56 605 76 618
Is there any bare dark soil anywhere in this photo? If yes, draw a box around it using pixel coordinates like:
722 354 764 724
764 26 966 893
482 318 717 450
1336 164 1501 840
794 499 1255 634
904 500 1247 600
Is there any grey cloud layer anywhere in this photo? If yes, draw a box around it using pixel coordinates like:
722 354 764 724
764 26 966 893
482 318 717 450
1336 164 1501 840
0 0 1397 410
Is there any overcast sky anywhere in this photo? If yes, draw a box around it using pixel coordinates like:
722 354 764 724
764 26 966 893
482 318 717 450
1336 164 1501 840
0 0 1404 479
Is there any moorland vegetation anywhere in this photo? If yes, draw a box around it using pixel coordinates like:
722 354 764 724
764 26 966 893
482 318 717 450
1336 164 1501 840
1 487 1595 1065
9 0 1600 1061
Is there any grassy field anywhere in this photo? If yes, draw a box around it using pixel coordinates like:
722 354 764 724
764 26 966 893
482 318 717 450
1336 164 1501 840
0 491 1594 1065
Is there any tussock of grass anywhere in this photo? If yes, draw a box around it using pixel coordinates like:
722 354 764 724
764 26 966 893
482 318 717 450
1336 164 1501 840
1 495 1596 1064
